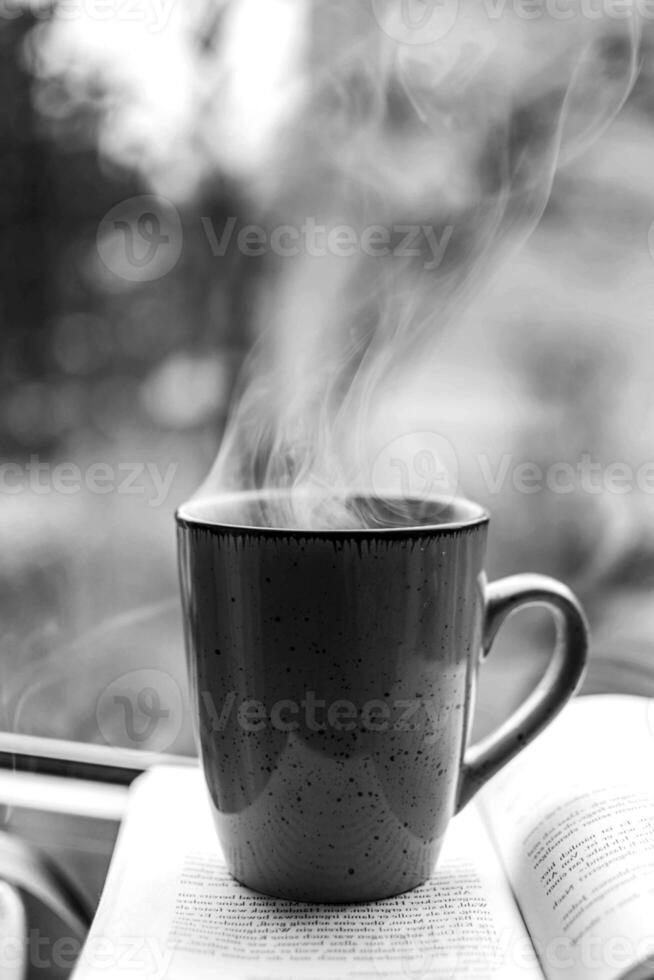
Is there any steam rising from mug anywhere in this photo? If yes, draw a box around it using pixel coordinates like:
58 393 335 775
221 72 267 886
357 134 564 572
190 0 640 530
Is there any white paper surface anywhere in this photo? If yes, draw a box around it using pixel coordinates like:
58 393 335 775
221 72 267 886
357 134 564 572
72 765 542 980
482 695 654 980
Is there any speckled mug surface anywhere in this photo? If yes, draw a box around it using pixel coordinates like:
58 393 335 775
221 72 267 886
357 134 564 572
176 492 588 903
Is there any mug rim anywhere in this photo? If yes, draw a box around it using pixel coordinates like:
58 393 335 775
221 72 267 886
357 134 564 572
176 491 490 537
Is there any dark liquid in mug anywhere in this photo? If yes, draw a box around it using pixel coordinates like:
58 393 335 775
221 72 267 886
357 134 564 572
178 493 487 901
182 491 484 532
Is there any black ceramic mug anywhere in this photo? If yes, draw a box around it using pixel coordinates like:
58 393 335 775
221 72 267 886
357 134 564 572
176 492 588 903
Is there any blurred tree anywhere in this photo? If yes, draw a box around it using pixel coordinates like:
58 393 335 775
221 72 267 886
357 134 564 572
0 13 49 450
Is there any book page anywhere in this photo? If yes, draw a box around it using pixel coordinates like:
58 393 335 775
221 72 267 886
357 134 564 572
72 766 542 980
480 695 654 980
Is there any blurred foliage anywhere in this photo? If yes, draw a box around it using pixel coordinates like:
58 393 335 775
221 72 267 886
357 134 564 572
0 11 248 750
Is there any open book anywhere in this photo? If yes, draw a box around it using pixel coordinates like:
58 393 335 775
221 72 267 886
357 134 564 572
72 695 654 980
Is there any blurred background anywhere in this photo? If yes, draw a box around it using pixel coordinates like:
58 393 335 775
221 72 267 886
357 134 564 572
1 0 654 754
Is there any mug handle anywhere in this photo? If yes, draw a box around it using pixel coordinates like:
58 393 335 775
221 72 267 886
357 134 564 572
457 574 588 811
